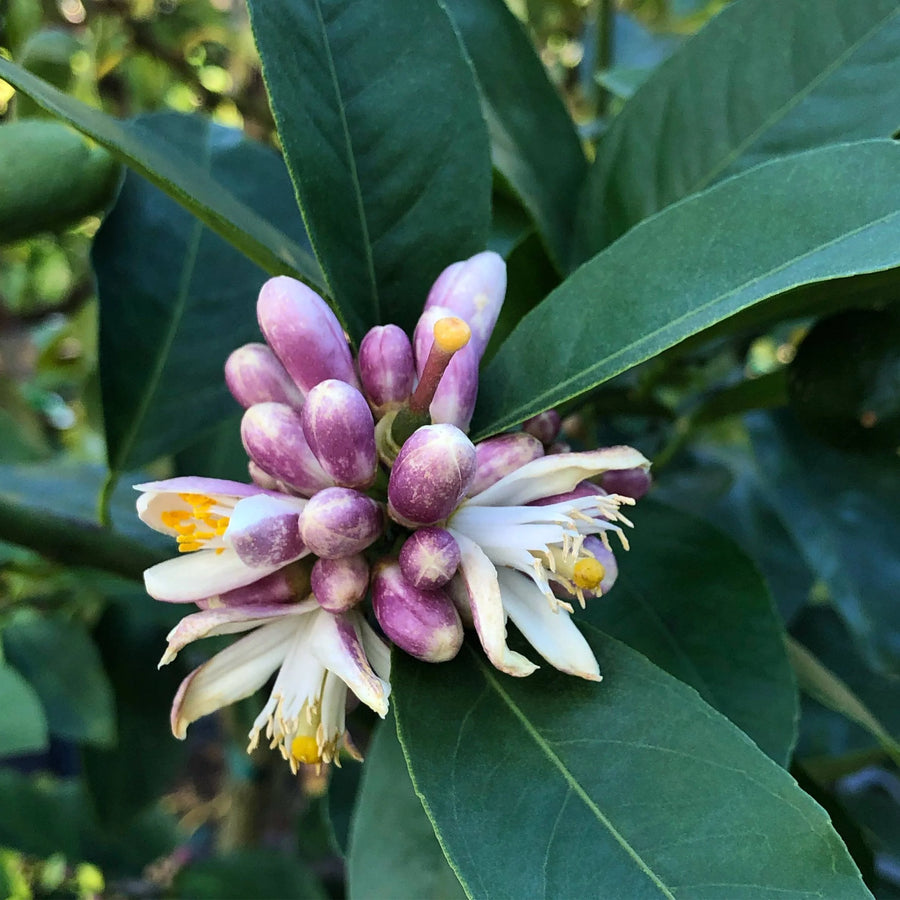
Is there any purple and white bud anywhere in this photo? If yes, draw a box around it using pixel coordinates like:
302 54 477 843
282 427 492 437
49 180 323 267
529 479 606 507
223 494 307 568
225 343 305 410
301 379 377 489
311 554 370 613
522 409 562 447
371 560 463 663
424 251 506 361
241 403 333 496
414 306 479 430
601 466 652 500
247 461 280 491
300 487 384 559
388 424 476 526
468 433 544 497
358 325 415 414
195 560 312 609
399 527 461 591
256 276 359 393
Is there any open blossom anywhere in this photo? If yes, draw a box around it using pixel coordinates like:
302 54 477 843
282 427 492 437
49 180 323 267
162 599 390 770
388 426 650 680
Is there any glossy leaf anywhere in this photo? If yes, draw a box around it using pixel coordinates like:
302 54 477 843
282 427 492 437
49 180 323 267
582 500 798 764
4 613 115 747
575 0 900 257
0 58 322 288
472 141 900 438
93 113 307 474
347 716 465 900
247 0 491 340
443 0 586 270
748 412 900 675
0 665 48 757
395 627 869 899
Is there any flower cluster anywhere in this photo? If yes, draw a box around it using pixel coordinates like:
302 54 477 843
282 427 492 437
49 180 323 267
136 251 650 769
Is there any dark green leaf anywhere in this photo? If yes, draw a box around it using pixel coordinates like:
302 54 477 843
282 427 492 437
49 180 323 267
0 665 48 757
174 415 247 483
748 412 900 675
396 627 869 899
93 113 306 472
173 849 326 900
575 0 900 257
247 0 491 339
326 754 361 856
443 0 586 270
473 141 900 438
0 58 322 287
4 612 115 747
583 500 798 764
347 716 465 900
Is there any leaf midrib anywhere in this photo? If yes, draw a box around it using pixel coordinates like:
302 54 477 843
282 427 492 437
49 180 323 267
472 647 676 899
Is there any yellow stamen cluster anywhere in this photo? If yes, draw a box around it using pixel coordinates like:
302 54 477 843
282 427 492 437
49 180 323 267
161 493 230 554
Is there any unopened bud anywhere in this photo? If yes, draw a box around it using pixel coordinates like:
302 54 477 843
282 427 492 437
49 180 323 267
399 527 460 590
311 554 369 613
522 410 561 446
358 324 415 414
600 466 652 500
468 433 543 497
300 487 384 559
196 560 311 609
225 343 305 410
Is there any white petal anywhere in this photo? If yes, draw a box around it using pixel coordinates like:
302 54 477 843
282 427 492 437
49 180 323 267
160 599 318 665
227 492 307 530
466 446 650 507
144 548 283 603
448 528 537 677
359 617 392 684
497 569 601 681
170 619 299 738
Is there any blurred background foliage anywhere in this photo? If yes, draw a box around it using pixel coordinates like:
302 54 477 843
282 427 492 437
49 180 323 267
1 0 899 897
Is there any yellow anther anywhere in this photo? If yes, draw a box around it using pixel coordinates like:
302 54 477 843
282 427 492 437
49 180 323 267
290 735 321 765
177 541 203 553
161 509 191 528
573 558 605 591
433 316 471 353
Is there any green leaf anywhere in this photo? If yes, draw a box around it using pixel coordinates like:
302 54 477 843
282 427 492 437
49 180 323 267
0 665 48 757
582 500 798 765
93 113 308 473
787 636 900 767
347 716 465 900
0 58 322 288
247 0 491 340
748 412 900 675
174 415 247 483
395 628 870 899
3 613 116 747
0 120 120 244
472 141 900 438
575 0 900 257
0 463 167 580
443 0 586 270
326 754 361 856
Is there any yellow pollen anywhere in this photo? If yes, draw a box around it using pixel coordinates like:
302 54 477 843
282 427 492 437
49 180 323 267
573 558 605 591
433 316 471 353
290 735 321 765
162 494 230 553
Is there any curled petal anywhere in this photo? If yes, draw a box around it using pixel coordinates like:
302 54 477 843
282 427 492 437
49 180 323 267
224 494 307 568
497 569 601 681
257 276 359 392
225 343 305 410
447 528 537 677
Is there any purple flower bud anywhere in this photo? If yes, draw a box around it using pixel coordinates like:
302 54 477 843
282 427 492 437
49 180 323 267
399 527 460 590
372 560 463 662
241 403 332 497
300 487 384 559
424 251 506 361
358 325 415 413
522 409 561 446
256 276 359 393
223 494 306 568
196 560 311 609
414 306 479 430
601 466 652 500
301 379 377 489
388 424 476 526
225 343 305 410
247 461 280 491
468 433 544 497
529 479 606 507
311 554 369 613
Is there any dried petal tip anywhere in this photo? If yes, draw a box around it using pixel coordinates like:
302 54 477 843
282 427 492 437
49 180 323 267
399 527 461 591
600 466 652 500
372 561 463 663
311 554 369 613
302 379 377 489
388 424 476 526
